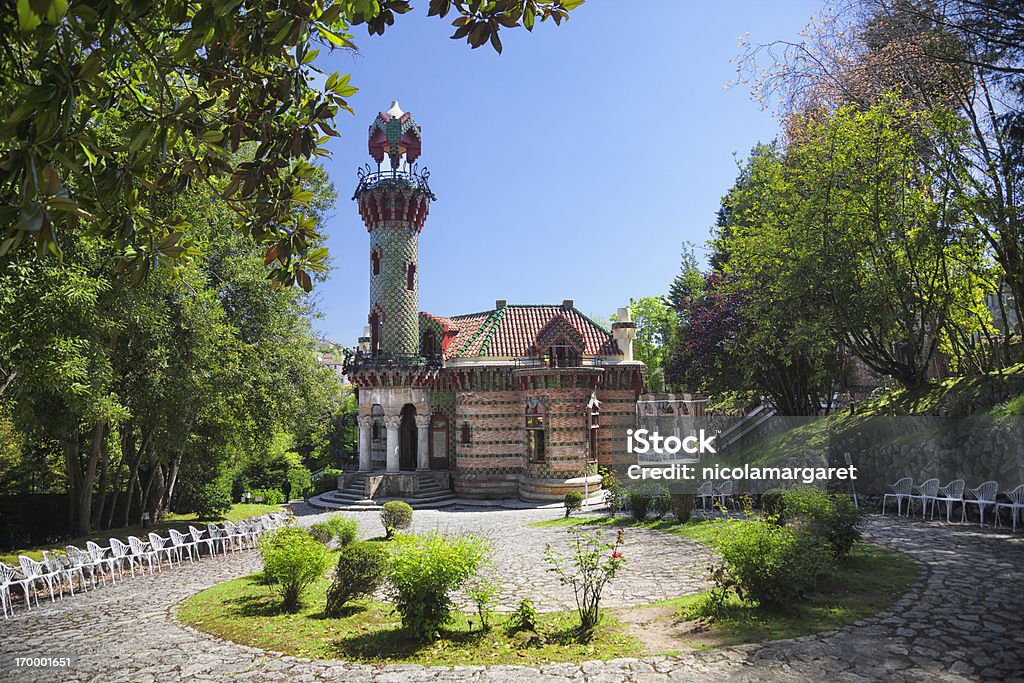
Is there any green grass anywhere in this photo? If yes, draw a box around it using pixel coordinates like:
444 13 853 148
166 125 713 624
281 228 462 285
0 502 281 564
665 542 918 647
179 573 641 666
529 514 731 546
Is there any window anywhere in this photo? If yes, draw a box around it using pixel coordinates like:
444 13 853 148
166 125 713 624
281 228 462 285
371 249 380 275
407 263 416 291
548 339 580 368
526 398 546 462
460 422 471 445
369 311 383 356
588 398 600 462
422 329 437 358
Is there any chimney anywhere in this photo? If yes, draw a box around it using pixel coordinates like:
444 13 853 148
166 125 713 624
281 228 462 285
562 299 574 310
611 307 637 362
495 299 507 309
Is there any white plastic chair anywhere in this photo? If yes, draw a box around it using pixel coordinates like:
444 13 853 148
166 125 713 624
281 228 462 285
42 551 81 596
222 521 247 551
128 536 159 574
965 481 999 527
933 479 966 523
714 480 735 511
86 541 119 583
169 529 197 564
909 478 940 518
696 481 716 513
18 556 61 602
997 484 1024 532
1 561 35 616
207 523 231 555
109 538 140 578
189 525 215 558
883 477 914 516
148 533 177 569
66 546 103 590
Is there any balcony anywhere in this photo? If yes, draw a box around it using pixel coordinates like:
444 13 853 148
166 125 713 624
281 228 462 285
345 350 443 374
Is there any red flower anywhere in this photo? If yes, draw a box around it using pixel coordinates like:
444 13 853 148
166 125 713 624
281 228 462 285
612 551 624 559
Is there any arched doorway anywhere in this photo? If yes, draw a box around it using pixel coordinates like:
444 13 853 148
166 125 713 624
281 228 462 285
399 404 417 471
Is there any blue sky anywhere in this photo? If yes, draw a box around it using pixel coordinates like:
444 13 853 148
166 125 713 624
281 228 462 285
311 1 822 345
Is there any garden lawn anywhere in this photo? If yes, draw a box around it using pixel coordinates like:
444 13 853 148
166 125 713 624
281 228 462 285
0 502 281 564
178 573 641 666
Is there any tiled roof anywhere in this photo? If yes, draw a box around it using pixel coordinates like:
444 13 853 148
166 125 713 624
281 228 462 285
422 305 621 359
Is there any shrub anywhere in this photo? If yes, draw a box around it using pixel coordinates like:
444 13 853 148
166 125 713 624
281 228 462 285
670 493 694 523
386 532 488 640
465 569 501 631
307 523 333 545
713 517 831 609
324 515 359 546
174 474 232 519
651 486 672 519
380 501 413 538
544 527 626 636
312 468 344 495
324 541 388 616
251 488 285 505
258 527 331 612
564 491 584 518
506 598 539 634
626 485 652 521
780 489 863 557
760 489 787 518
286 466 312 500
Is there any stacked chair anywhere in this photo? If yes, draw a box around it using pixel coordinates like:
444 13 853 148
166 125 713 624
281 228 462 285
0 511 289 619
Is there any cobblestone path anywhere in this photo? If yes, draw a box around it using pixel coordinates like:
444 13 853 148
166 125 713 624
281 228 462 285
1 510 1021 682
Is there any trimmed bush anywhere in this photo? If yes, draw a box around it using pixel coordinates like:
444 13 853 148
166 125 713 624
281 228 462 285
780 489 863 557
760 489 787 518
564 491 584 518
380 501 413 538
386 532 488 640
286 466 312 500
670 493 694 523
626 485 652 521
258 527 331 612
651 486 672 519
324 541 388 616
714 517 831 608
307 522 333 545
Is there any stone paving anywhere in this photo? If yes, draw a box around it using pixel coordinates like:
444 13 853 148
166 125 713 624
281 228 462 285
1 509 1022 682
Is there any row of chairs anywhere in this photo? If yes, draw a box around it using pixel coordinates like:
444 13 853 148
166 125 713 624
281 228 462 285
696 480 735 512
883 478 1024 530
0 512 289 619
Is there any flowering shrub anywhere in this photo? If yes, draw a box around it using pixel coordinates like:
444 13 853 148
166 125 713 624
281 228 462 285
258 527 331 612
386 532 488 640
544 527 626 635
325 541 388 616
380 501 413 538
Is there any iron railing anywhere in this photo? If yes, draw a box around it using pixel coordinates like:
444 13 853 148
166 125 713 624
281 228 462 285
352 163 436 200
513 357 608 369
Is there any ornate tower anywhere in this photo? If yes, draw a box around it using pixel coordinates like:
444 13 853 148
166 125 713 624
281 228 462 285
354 101 435 358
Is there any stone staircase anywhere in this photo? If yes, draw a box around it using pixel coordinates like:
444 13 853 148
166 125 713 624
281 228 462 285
308 471 457 511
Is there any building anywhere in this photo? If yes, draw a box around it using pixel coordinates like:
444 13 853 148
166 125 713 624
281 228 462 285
345 102 646 501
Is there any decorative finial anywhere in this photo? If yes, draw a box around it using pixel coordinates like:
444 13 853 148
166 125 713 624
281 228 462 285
368 101 422 168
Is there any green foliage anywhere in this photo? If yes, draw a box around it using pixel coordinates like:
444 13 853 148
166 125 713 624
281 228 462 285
252 488 286 506
670 493 695 523
544 527 626 636
506 598 540 634
287 466 312 500
626 485 654 521
174 473 233 520
760 489 787 518
308 523 334 545
650 486 672 519
779 489 863 558
380 501 413 539
258 527 331 613
465 569 501 632
711 516 832 609
625 296 676 392
994 393 1024 416
564 491 584 518
385 533 489 641
312 468 344 496
324 541 388 616
324 515 359 547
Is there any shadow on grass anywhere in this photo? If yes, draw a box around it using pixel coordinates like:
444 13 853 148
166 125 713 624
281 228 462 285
223 592 284 618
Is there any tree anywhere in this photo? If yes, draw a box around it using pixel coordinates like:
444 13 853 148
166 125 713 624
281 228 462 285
0 0 585 287
623 297 675 392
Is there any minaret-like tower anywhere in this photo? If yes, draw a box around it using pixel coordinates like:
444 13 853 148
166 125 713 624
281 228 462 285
354 101 435 358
